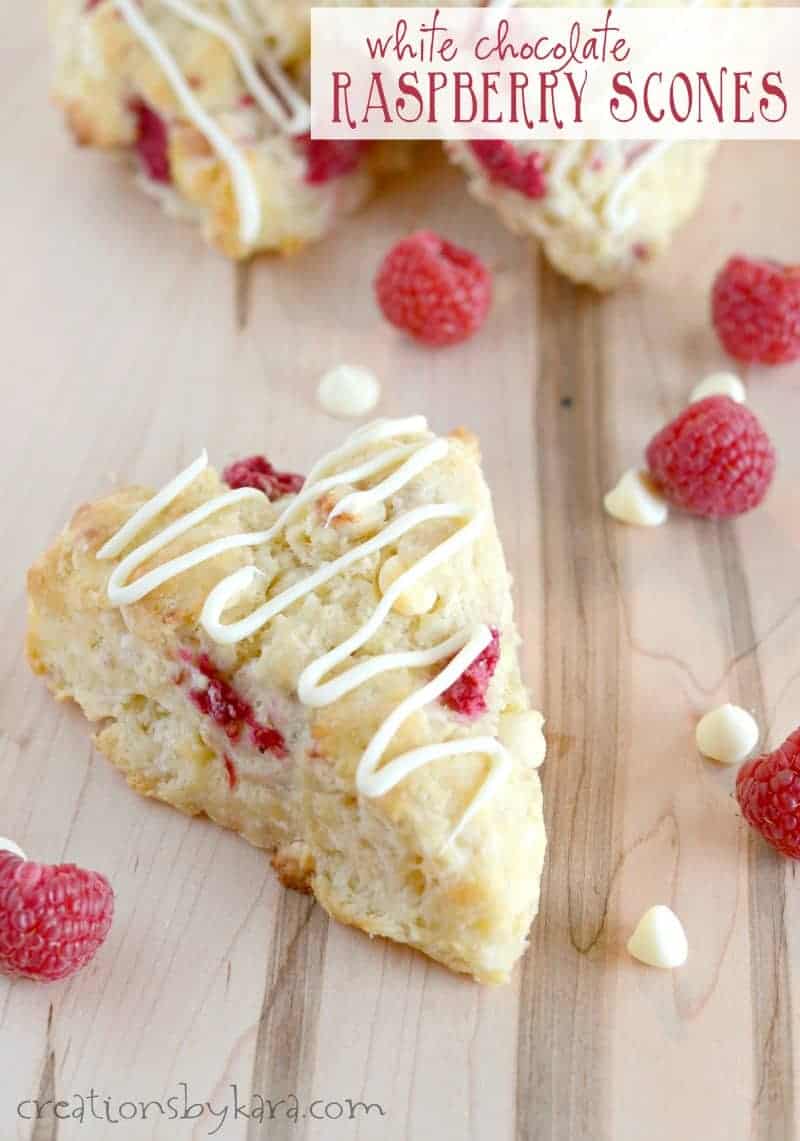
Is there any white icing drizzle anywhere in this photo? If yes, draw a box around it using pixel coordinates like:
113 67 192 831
112 0 262 244
111 0 311 246
217 0 311 132
158 0 309 134
98 418 513 844
224 0 257 35
548 140 585 184
603 140 674 231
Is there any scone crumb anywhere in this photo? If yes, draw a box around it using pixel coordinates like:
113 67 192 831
272 842 315 894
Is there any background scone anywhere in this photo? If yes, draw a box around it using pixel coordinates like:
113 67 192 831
27 419 546 983
444 0 751 290
49 0 393 257
257 0 470 65
445 139 717 291
262 0 729 290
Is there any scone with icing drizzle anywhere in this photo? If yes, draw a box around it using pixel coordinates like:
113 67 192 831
256 0 471 65
27 418 547 982
443 0 753 290
445 138 717 291
257 0 729 290
48 0 392 257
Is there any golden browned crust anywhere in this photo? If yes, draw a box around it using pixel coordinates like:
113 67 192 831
271 842 315 894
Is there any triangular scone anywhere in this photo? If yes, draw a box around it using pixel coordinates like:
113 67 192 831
27 418 546 982
48 0 386 257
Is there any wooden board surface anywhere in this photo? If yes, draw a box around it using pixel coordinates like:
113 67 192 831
3 8 800 1141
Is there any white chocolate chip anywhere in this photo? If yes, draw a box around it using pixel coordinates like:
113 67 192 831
0 837 26 860
627 905 688 969
317 365 380 420
689 372 746 405
499 710 547 768
379 555 437 617
318 484 386 537
696 703 759 765
604 469 669 527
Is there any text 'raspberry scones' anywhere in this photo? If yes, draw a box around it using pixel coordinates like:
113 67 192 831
27 418 546 982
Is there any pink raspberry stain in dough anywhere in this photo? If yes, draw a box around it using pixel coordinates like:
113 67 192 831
223 753 238 791
223 456 305 501
469 141 547 200
298 136 373 185
180 652 287 758
441 628 500 718
130 98 171 184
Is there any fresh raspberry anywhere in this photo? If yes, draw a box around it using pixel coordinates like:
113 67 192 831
441 628 500 719
223 456 304 501
375 231 492 347
0 854 113 982
299 136 371 185
736 727 800 859
712 256 800 364
130 98 171 184
469 141 547 199
645 396 775 518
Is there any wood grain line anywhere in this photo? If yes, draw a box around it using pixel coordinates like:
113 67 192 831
247 893 328 1141
31 1004 57 1141
234 261 254 332
517 266 621 1141
715 526 795 1141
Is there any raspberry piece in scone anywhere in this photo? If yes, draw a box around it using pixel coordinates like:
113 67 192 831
223 456 304 501
130 99 171 185
469 140 547 200
299 136 372 185
441 628 500 718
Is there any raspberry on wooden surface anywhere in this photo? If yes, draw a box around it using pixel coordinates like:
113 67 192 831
0 854 113 982
712 255 800 365
375 231 492 347
737 727 800 859
645 396 775 518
